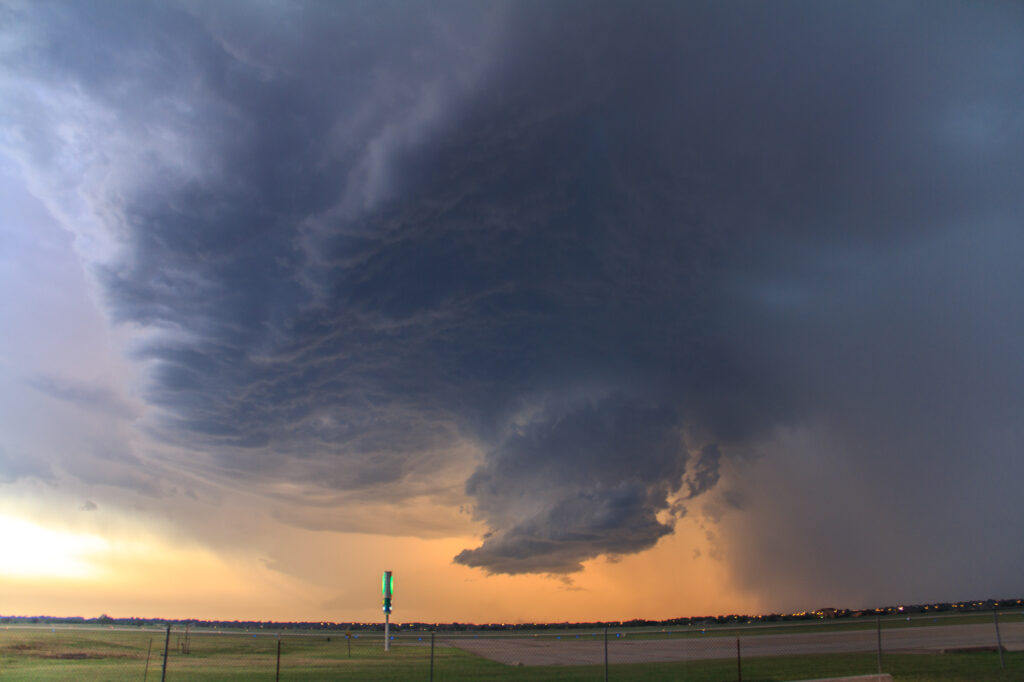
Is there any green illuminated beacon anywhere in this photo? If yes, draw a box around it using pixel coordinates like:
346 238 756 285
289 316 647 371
382 570 394 651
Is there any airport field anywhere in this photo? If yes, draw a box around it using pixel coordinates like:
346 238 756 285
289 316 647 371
1 610 1022 681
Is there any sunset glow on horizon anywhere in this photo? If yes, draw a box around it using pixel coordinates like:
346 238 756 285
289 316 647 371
0 502 761 623
0 515 109 580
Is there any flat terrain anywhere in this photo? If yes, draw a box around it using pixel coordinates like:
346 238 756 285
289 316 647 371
446 622 1024 666
2 614 1022 681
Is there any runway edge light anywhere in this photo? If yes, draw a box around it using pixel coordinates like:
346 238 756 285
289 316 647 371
382 570 393 613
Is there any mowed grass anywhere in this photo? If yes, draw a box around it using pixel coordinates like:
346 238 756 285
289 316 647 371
1 626 1021 681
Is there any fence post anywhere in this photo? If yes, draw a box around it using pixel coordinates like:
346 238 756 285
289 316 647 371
994 607 1005 670
604 626 609 682
276 636 282 681
143 637 153 681
430 632 435 682
736 633 742 682
160 624 171 682
875 615 883 674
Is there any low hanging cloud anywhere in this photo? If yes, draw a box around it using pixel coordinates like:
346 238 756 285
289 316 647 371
3 0 1024 600
455 394 687 573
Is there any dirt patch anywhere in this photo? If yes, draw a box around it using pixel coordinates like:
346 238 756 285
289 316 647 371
8 643 36 651
940 645 1004 654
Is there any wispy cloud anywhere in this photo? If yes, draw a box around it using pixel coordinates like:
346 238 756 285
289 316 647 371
0 446 54 484
25 373 138 421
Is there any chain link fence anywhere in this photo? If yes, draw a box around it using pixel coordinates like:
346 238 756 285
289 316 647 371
2 609 1022 680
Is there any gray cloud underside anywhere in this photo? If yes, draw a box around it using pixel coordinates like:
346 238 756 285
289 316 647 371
24 373 138 421
0 445 54 484
455 395 686 573
5 0 1024 584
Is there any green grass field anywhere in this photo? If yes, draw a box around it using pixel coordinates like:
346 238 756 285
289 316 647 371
1 622 1020 681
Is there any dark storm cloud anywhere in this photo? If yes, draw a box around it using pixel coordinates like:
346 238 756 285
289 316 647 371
455 394 686 573
7 0 1024 588
684 445 721 500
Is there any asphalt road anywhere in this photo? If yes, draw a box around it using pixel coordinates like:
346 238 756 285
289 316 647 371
446 622 1024 666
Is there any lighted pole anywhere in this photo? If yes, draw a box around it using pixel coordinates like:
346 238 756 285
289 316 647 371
382 570 393 652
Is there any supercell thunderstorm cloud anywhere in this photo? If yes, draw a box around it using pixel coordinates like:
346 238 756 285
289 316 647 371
2 0 1024 609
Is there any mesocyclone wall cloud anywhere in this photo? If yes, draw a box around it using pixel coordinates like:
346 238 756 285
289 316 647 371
1 0 1023 618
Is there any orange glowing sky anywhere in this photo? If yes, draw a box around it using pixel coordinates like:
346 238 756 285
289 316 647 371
0 496 760 623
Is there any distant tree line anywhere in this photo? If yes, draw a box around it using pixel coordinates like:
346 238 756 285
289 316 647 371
2 597 1020 631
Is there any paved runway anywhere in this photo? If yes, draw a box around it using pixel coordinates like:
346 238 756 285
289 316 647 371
446 622 1024 666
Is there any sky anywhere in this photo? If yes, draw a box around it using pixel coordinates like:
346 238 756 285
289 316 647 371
1 0 1023 624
